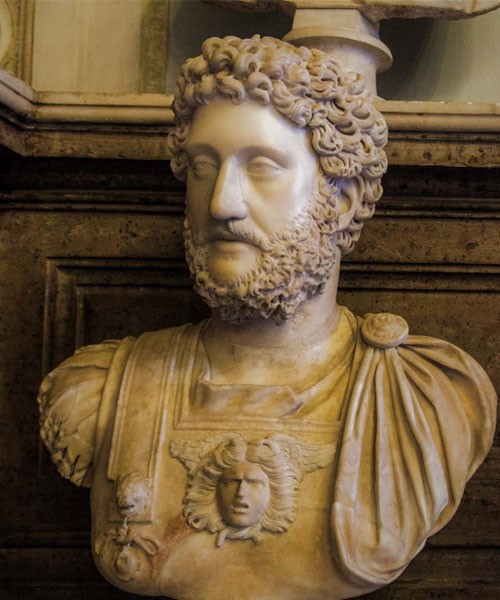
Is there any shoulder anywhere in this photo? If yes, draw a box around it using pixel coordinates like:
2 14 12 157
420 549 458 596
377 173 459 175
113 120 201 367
38 339 133 487
332 312 497 586
38 321 207 488
358 312 497 459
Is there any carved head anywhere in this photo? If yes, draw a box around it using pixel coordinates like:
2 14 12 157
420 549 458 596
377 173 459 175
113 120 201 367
182 436 300 545
171 433 335 546
115 472 152 520
168 35 387 323
217 461 271 528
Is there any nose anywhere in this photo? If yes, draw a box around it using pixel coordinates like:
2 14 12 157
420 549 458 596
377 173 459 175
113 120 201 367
236 480 249 499
209 159 248 221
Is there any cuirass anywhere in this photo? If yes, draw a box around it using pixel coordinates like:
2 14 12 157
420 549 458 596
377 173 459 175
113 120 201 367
39 309 496 599
90 321 356 599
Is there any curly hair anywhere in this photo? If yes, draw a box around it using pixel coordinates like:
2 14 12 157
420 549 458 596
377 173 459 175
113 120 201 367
183 436 299 546
168 35 388 255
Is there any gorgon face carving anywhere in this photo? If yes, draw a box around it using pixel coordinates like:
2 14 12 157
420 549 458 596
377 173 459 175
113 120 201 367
171 433 335 546
217 461 271 528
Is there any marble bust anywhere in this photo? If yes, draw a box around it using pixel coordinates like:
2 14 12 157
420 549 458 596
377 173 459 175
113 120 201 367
38 35 497 600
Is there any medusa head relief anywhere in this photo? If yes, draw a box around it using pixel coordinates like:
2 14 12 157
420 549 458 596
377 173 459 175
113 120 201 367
170 433 336 547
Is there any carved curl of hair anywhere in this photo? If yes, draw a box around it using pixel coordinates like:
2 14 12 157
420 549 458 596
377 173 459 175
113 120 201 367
168 35 388 255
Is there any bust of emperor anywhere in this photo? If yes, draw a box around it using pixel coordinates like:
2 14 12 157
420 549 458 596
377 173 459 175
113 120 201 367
38 35 497 600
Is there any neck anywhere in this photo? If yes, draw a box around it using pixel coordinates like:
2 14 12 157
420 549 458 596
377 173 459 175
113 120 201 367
206 261 341 350
201 263 343 388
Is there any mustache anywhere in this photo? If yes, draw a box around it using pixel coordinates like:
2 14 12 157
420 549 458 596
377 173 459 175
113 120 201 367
199 221 270 250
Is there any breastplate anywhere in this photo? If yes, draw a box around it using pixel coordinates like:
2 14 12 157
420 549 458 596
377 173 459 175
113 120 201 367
89 322 361 600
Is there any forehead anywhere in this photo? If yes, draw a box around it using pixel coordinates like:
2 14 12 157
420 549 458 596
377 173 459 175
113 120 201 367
222 461 267 481
187 98 313 158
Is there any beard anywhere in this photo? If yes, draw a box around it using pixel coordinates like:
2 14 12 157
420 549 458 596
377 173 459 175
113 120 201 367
184 192 338 325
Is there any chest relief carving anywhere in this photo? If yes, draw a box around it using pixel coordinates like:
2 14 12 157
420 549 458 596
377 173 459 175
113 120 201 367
94 473 161 582
171 433 336 546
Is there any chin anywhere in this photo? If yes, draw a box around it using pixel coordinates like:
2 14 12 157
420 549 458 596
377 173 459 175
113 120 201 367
228 516 253 528
206 258 256 288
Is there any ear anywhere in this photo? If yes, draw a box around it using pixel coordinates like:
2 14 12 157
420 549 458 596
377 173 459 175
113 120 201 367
336 178 363 232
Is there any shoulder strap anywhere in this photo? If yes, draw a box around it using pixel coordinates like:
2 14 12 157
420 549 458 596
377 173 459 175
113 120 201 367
106 322 204 522
94 336 136 466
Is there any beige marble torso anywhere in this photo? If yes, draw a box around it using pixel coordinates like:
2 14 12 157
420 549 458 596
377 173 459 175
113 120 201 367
39 307 496 600
90 308 361 599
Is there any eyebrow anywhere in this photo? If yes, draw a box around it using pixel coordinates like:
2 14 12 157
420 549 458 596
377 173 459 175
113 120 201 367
186 143 292 166
221 476 266 484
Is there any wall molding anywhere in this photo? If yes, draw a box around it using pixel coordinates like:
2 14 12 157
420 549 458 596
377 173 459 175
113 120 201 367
0 71 173 159
0 70 499 164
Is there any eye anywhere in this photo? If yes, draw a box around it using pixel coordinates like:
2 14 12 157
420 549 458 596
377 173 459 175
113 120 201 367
248 479 265 487
246 156 282 178
190 156 218 177
221 479 237 487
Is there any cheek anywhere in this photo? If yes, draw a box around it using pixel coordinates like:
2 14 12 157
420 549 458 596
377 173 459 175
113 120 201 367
186 173 216 210
217 484 236 508
250 485 270 513
185 191 209 234
297 166 319 201
261 167 317 208
248 177 305 225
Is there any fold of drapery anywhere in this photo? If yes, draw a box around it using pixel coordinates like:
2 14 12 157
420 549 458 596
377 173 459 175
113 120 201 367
331 335 496 587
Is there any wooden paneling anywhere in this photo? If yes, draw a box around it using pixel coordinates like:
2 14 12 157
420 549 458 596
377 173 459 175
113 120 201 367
0 149 499 598
42 258 208 370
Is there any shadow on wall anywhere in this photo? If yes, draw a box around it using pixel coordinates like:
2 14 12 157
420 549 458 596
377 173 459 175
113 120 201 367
166 2 500 102
377 18 443 101
166 0 292 91
378 13 500 102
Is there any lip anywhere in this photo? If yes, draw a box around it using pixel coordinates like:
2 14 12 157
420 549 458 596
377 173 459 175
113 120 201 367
216 232 243 242
211 239 253 252
232 501 249 509
209 230 260 248
119 504 136 515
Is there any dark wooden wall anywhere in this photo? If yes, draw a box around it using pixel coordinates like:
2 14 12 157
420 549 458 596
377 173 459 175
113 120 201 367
0 146 498 598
